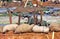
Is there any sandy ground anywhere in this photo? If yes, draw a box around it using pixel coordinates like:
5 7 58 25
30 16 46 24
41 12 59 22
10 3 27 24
0 31 60 39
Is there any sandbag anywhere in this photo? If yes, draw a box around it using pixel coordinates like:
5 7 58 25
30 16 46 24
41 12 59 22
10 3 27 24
32 25 49 33
15 24 34 33
3 24 18 33
49 22 60 31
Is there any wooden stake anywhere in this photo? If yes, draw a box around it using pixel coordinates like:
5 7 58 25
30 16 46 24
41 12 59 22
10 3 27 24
33 11 37 25
18 13 21 25
8 11 12 24
34 13 36 25
40 10 43 26
52 31 54 39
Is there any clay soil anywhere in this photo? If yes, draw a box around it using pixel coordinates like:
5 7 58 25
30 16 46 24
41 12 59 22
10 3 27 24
0 31 60 39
